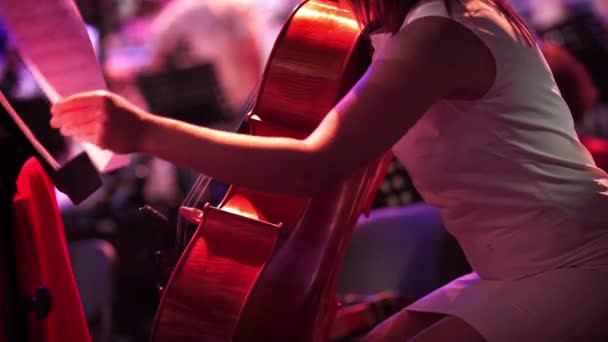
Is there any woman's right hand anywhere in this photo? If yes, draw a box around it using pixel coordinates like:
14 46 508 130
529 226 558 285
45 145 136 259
50 90 151 154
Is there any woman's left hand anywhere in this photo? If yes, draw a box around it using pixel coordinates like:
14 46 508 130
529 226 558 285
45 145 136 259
50 90 148 154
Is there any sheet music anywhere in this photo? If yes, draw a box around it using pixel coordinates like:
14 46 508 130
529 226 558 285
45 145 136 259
0 0 129 172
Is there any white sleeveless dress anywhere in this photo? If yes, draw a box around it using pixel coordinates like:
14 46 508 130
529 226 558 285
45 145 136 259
371 1 608 340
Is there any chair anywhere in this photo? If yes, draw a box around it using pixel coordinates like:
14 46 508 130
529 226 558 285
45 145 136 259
68 239 117 342
337 203 471 300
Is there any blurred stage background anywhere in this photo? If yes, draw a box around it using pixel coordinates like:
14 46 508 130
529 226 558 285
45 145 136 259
2 0 608 340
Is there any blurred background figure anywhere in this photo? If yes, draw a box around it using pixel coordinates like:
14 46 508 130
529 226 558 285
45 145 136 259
146 0 262 116
250 0 303 61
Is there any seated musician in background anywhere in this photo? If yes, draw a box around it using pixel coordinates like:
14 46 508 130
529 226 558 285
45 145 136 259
250 0 304 61
51 0 608 340
143 0 264 203
147 0 262 117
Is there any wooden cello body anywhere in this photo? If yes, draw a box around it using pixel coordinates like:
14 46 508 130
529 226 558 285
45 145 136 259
151 1 391 340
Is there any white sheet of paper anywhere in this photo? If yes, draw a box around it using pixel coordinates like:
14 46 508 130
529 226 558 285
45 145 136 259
0 0 129 172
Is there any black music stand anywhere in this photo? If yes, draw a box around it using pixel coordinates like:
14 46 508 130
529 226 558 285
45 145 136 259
137 63 231 127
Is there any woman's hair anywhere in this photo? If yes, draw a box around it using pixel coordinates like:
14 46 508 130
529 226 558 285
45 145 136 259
344 0 535 45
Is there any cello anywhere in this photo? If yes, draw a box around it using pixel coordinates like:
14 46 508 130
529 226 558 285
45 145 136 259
151 1 392 340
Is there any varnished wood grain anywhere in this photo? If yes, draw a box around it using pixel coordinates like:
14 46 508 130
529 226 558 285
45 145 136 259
254 0 365 132
151 206 281 341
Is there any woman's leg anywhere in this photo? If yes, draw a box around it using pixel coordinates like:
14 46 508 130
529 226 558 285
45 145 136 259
410 316 486 342
362 310 444 341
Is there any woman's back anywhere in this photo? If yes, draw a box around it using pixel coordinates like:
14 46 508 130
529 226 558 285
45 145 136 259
384 0 608 279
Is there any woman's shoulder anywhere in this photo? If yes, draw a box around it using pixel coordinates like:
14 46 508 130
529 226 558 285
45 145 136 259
402 0 450 29
373 15 497 101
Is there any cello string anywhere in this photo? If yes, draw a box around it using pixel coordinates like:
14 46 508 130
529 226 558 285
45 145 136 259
175 82 261 251
190 82 260 208
175 176 203 248
175 169 208 249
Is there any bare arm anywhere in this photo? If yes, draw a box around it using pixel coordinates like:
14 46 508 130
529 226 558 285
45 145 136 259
51 17 495 196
